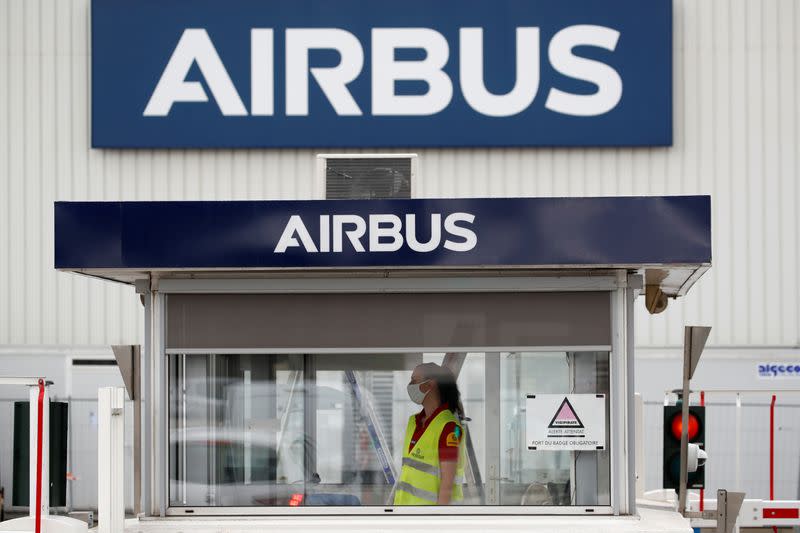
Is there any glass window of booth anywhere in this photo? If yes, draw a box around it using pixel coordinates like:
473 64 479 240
168 351 611 508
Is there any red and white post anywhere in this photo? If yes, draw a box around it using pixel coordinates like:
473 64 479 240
30 380 49 529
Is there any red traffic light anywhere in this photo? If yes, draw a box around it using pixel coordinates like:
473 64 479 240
670 412 700 441
663 405 706 490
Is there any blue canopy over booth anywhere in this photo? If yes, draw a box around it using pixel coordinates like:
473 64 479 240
54 195 711 295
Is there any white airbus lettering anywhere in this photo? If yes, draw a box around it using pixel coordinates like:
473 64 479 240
146 26 623 118
274 215 319 253
369 214 404 252
443 212 478 251
144 29 247 116
251 29 274 116
285 28 364 116
273 213 477 253
332 214 367 252
545 25 622 117
371 28 453 116
405 213 441 252
459 27 540 117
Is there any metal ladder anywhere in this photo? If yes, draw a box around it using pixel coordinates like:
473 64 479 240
344 370 398 503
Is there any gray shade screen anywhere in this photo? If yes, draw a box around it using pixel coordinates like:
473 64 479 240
166 292 611 350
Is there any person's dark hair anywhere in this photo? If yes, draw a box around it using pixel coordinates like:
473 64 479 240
418 362 464 419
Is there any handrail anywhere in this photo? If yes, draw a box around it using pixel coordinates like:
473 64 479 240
666 388 800 395
0 377 54 386
770 394 776 533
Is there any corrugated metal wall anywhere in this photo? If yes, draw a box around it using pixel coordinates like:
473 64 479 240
0 0 798 349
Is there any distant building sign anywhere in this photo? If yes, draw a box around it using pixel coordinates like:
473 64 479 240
758 363 800 379
91 0 672 148
526 394 606 451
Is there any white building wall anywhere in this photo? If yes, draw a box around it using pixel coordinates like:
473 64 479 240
0 0 799 351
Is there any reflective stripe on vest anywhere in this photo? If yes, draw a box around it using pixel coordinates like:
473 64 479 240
395 481 438 503
401 457 465 484
394 409 466 506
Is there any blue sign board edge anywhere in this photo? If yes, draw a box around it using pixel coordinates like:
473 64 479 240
54 195 710 271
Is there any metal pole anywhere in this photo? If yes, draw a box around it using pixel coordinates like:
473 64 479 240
700 391 705 513
485 353 501 505
142 293 152 516
734 394 742 533
678 328 692 514
634 393 645 500
67 396 73 513
442 352 484 502
29 381 49 523
735 394 741 492
303 354 317 483
769 395 776 502
133 346 141 516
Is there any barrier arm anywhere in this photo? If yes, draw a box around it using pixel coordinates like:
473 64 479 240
688 498 800 529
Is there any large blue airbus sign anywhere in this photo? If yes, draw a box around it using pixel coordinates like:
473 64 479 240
55 197 709 270
91 0 672 148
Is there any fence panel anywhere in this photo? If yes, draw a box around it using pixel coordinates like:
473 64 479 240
0 397 134 513
644 396 800 500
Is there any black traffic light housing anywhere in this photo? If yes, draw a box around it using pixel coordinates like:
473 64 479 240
663 404 705 490
12 401 69 507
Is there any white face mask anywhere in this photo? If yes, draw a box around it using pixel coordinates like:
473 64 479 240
407 380 430 405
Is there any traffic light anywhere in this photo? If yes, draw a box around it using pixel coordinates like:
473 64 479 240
662 404 705 490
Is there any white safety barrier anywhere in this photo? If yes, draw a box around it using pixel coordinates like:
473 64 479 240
97 387 126 533
687 498 800 529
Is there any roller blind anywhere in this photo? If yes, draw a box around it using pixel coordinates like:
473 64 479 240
166 292 611 350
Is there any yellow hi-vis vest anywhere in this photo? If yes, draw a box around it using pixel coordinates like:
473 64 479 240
393 409 465 505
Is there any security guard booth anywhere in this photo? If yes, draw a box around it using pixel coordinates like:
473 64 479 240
54 195 711 520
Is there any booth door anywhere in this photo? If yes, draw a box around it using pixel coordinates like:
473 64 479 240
165 292 612 510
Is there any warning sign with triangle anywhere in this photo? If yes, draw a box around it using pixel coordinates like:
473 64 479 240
526 393 605 451
547 397 584 428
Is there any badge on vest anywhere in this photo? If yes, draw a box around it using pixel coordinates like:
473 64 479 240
446 432 459 447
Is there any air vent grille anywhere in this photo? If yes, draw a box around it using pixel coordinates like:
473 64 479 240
325 157 412 200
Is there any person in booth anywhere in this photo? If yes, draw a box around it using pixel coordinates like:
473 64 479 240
394 362 466 505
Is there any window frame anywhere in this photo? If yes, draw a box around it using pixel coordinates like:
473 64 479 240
149 274 635 517
164 347 613 517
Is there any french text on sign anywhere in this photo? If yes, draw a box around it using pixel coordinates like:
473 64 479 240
526 394 606 451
